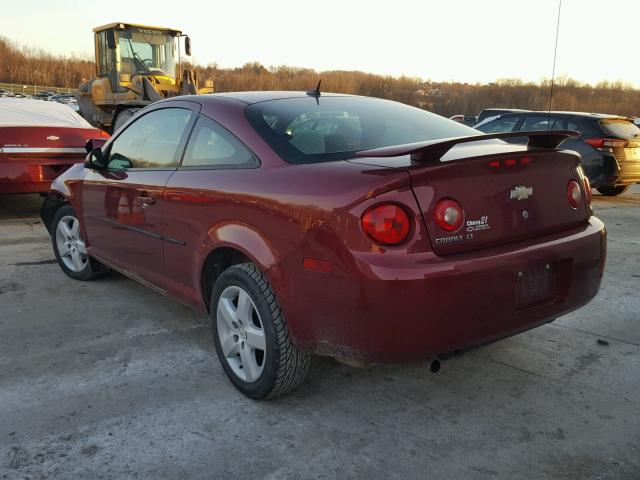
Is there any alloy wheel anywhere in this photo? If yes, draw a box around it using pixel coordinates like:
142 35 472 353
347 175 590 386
55 215 88 272
216 285 266 382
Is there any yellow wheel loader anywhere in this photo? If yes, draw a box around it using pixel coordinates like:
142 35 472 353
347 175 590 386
77 22 214 132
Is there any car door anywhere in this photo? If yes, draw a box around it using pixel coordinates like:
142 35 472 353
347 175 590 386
161 114 260 307
81 103 198 286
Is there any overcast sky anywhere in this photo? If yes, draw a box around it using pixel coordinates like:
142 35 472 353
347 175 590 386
2 0 639 86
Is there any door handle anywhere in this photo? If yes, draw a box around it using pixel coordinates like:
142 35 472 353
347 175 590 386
138 192 156 207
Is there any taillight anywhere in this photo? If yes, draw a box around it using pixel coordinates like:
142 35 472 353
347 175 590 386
434 198 463 231
567 180 582 208
361 203 411 245
585 138 628 149
99 130 110 139
582 176 592 205
487 156 534 169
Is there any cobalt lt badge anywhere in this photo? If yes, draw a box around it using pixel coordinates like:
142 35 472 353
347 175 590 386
510 185 533 201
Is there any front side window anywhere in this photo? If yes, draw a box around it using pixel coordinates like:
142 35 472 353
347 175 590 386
246 96 480 164
182 116 257 168
108 108 192 169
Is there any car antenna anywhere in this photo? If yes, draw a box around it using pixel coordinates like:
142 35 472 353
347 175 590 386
547 0 562 123
306 80 321 97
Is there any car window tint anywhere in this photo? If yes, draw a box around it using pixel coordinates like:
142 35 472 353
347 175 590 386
182 116 257 168
522 116 568 131
478 116 519 133
287 111 363 154
521 116 551 131
109 108 192 168
245 96 481 164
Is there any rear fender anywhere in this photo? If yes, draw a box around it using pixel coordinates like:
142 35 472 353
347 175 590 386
195 222 278 303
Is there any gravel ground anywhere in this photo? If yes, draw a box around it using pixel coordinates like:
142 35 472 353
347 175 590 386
0 187 639 480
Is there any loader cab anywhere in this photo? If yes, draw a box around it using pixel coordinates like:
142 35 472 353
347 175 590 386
93 23 186 93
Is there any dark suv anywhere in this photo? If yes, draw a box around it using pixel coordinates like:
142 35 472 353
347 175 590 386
476 111 640 195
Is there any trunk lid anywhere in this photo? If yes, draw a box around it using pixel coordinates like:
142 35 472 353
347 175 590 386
410 145 590 255
350 141 590 256
0 126 106 160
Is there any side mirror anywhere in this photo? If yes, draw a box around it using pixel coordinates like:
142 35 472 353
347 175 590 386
85 148 106 170
185 36 192 56
108 154 133 170
106 30 116 49
84 138 108 153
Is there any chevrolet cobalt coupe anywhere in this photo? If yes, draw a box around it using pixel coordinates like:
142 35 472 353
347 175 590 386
41 92 606 399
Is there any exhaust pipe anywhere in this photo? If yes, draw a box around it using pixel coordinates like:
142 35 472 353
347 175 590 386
428 358 441 373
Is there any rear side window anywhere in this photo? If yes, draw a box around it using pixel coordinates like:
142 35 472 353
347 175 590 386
108 107 192 168
182 116 257 168
477 116 519 133
521 116 565 131
245 96 479 164
599 119 640 139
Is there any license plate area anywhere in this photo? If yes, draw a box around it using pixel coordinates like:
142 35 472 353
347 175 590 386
515 262 558 310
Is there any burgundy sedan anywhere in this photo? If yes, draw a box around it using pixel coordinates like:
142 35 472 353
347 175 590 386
41 92 606 399
0 98 109 193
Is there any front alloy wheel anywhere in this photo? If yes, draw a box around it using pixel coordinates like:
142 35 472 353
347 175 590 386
55 215 88 273
51 204 108 281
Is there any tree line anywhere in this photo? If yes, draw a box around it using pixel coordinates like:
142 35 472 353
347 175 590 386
2 36 639 117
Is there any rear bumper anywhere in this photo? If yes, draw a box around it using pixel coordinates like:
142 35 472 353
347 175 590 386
615 159 640 185
0 158 78 193
586 153 640 187
275 217 606 363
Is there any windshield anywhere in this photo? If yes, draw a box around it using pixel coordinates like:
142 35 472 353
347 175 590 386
245 96 480 164
117 27 177 78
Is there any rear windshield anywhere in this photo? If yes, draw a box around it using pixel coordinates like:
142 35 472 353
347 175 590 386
245 96 479 164
599 119 640 139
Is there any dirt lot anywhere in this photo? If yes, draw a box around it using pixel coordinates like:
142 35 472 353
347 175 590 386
1 188 639 480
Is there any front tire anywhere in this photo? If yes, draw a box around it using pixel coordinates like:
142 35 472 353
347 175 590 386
597 185 629 196
211 263 310 399
51 205 108 281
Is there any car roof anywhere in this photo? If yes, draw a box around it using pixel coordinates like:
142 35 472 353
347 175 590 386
202 91 356 104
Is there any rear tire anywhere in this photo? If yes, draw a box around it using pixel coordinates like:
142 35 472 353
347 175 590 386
51 205 109 281
596 185 629 196
211 263 310 399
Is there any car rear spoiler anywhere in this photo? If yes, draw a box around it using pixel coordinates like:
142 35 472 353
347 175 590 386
356 130 580 162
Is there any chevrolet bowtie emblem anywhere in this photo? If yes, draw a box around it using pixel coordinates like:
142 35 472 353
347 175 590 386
510 185 533 201
46 135 60 141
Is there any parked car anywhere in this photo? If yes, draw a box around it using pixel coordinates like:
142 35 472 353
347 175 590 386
0 98 109 194
475 111 640 195
41 92 605 399
449 114 477 126
475 108 530 125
